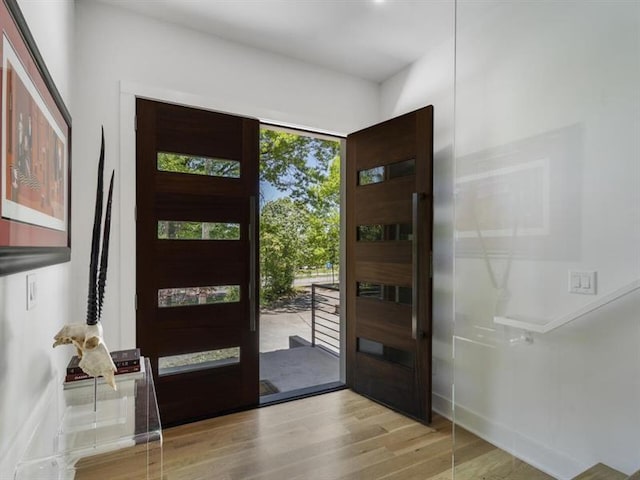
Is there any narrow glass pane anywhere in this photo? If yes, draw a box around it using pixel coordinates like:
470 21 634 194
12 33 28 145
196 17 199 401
358 166 385 185
158 285 240 308
158 221 240 240
157 152 240 178
357 282 412 305
357 224 412 241
388 158 415 179
358 158 415 185
159 347 240 376
357 337 413 368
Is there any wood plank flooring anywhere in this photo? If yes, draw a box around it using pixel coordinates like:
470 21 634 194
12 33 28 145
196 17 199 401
75 389 553 480
573 463 626 480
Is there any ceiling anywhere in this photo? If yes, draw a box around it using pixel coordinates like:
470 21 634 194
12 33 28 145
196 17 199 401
95 0 453 83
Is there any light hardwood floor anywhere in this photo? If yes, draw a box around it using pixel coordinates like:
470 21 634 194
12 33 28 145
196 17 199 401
76 389 553 480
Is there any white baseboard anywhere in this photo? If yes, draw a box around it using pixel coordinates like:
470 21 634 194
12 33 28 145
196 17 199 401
432 391 453 421
432 393 585 480
1 377 58 479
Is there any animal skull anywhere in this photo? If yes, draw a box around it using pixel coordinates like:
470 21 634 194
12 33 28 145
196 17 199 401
53 321 117 390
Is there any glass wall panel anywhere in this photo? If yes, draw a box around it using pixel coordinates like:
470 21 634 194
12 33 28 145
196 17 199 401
454 2 640 478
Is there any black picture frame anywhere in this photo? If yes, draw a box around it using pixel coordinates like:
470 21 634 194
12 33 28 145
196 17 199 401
0 0 72 276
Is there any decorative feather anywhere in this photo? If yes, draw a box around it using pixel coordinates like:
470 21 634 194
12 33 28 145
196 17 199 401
97 171 115 320
86 129 105 326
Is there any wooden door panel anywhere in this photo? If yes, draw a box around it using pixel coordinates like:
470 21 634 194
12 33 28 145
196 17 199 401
355 300 413 352
154 241 246 260
155 193 248 222
156 174 245 197
354 177 414 225
354 262 412 286
155 103 244 160
347 106 433 424
354 353 417 417
155 328 244 355
157 366 252 424
153 265 246 288
348 115 416 169
355 242 412 264
137 98 259 426
156 303 244 327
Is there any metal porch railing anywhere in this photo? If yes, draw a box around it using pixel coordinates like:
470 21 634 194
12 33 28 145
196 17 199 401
311 283 340 356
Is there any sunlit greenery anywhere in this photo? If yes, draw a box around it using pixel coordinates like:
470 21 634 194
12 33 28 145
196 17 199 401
158 221 240 240
260 137 340 303
157 152 240 177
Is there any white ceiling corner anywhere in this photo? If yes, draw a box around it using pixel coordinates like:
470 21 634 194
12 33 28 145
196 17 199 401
94 0 453 83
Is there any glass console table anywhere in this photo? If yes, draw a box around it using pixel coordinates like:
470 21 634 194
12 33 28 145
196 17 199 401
15 358 162 480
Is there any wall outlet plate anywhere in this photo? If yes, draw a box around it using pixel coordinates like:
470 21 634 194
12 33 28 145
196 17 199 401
568 270 597 295
27 274 37 310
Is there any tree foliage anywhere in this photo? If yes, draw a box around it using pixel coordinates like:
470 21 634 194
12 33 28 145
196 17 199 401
157 221 240 240
260 198 307 302
260 130 339 204
157 152 240 177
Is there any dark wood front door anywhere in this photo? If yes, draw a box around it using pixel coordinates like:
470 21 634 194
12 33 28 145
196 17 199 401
346 106 433 423
136 98 259 425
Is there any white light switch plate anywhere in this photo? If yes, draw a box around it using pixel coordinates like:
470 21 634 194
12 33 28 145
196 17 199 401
568 270 597 295
27 274 37 310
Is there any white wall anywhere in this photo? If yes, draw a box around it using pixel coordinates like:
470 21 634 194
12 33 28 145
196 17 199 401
0 1 74 477
72 0 379 350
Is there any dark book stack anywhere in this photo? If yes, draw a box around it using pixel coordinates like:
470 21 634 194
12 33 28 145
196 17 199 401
65 348 141 383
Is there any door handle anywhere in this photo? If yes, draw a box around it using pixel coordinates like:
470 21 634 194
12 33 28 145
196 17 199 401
249 196 257 332
412 192 424 340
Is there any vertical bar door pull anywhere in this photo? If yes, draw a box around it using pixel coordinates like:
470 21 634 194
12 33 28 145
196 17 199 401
412 192 423 340
249 196 257 332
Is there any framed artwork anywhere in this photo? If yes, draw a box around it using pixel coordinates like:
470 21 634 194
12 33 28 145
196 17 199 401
0 0 71 276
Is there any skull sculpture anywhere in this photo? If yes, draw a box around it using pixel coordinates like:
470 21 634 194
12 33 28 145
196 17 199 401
53 129 117 390
53 322 117 390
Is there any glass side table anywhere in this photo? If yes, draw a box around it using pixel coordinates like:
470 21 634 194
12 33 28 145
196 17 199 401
15 357 162 480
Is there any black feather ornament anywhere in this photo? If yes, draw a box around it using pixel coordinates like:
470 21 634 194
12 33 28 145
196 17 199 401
86 128 114 326
97 171 115 320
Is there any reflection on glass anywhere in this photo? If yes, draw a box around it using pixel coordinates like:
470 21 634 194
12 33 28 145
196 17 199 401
157 152 240 178
158 285 240 307
359 166 385 185
357 224 412 241
158 221 240 240
159 347 240 376
357 337 413 368
357 282 412 305
358 159 415 185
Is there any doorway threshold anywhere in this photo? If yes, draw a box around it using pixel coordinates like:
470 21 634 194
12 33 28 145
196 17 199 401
259 381 346 407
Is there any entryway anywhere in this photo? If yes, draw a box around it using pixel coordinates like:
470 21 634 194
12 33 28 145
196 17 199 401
257 126 343 402
135 98 433 426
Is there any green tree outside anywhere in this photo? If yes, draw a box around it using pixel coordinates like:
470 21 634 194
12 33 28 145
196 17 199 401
260 198 307 302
